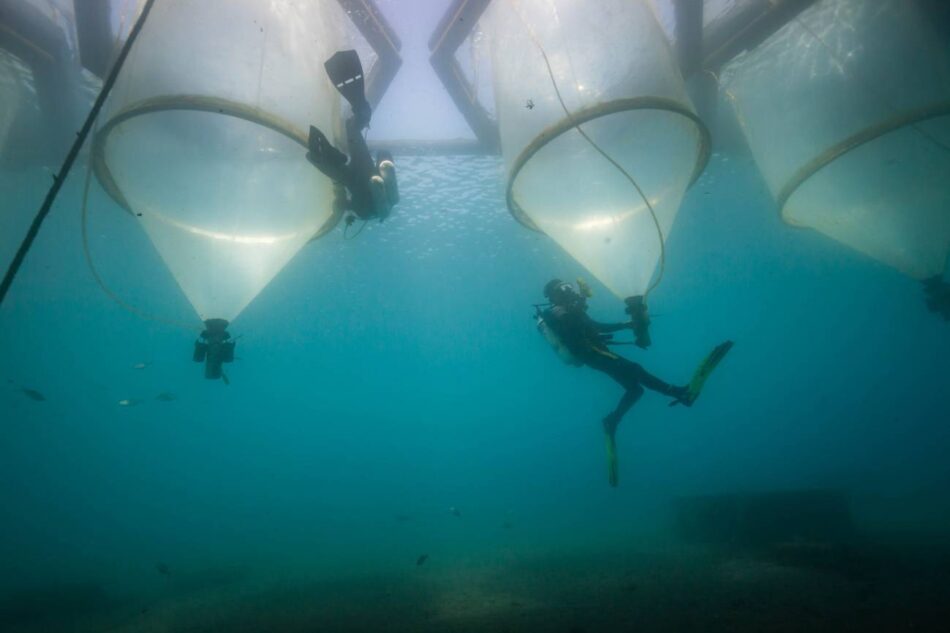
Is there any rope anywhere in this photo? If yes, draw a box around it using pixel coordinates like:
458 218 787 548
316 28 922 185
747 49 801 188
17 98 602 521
0 0 159 307
71 0 199 333
508 0 667 297
80 161 201 332
343 218 369 240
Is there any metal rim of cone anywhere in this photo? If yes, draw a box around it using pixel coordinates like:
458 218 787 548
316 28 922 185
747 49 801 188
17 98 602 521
91 94 344 242
504 96 712 233
776 102 950 218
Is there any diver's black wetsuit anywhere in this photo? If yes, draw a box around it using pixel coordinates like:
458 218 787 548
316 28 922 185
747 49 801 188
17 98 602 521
548 304 680 425
308 116 377 220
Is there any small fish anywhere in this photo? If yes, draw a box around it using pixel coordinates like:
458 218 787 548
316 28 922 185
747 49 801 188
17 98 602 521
20 388 46 402
502 521 513 529
155 392 176 402
156 562 170 576
118 398 144 407
525 99 534 110
131 362 151 370
449 506 461 518
416 554 429 566
394 514 412 522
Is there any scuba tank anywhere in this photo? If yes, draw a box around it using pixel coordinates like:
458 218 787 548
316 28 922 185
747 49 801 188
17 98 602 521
369 175 390 220
369 157 398 220
378 158 398 205
535 306 582 366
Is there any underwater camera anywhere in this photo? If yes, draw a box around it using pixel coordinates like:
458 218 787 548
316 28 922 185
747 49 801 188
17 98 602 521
624 295 652 349
193 318 235 380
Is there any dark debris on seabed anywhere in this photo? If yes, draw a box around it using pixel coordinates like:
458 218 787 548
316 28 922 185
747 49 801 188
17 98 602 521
923 276 950 321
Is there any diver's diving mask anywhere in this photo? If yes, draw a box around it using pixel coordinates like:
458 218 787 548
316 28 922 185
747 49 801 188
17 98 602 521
552 282 583 307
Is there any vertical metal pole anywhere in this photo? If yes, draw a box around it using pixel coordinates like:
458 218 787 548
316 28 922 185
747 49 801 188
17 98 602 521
673 0 703 77
0 0 158 307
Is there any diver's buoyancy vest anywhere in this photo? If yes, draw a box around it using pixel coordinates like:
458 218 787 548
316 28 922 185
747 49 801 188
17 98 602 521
537 308 582 366
369 159 398 220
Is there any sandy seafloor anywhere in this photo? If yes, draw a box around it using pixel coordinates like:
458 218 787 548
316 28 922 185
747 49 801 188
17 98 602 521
3 534 950 633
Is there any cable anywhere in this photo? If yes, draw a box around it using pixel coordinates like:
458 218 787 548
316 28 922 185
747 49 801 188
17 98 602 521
0 0 159 307
508 0 667 297
75 0 199 332
80 161 200 332
343 217 369 240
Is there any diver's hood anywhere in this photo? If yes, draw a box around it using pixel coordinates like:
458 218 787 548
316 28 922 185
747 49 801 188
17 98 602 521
545 279 584 307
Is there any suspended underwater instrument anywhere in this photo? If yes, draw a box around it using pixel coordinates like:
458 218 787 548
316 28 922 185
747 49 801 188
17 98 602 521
483 0 709 308
92 0 347 334
193 318 235 381
720 0 950 282
624 295 651 350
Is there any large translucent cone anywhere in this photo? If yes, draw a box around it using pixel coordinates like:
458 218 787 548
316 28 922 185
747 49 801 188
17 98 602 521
487 0 708 299
509 110 698 298
94 0 345 322
721 0 950 280
138 208 320 324
534 200 678 299
104 111 334 322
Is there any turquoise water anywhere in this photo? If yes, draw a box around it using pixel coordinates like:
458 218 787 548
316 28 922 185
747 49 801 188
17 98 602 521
2 143 950 630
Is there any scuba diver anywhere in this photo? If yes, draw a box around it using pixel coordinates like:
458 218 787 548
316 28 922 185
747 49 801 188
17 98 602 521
306 50 398 229
193 318 235 383
536 279 733 486
923 276 950 321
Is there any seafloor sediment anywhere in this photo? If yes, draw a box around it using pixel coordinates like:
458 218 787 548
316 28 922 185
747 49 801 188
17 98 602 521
3 537 949 633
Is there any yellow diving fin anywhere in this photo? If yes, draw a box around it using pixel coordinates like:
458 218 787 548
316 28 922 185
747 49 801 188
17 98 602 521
605 433 619 487
671 340 734 407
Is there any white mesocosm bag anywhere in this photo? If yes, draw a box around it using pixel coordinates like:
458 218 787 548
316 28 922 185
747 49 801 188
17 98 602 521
95 0 345 322
485 0 709 298
721 0 950 279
